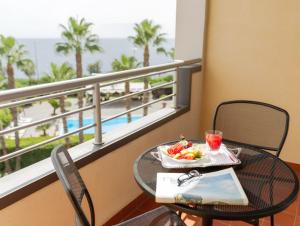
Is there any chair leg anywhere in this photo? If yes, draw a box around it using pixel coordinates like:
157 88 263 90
178 211 182 218
270 215 274 226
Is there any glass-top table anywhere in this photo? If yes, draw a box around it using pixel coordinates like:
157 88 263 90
133 141 299 226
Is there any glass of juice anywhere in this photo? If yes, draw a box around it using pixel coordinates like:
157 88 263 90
205 130 223 151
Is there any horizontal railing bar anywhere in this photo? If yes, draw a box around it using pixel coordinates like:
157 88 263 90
0 86 92 109
99 68 175 88
102 93 176 123
1 69 174 109
101 81 176 106
0 105 95 136
0 124 95 162
0 59 201 102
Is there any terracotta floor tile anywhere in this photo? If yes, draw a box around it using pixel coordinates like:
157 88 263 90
213 220 230 226
284 200 298 215
214 219 230 225
294 216 300 226
296 193 300 202
230 220 255 226
107 196 300 226
263 212 295 226
123 200 161 221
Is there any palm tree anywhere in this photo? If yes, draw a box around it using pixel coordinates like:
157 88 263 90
56 17 103 143
112 54 140 122
41 63 75 146
0 35 35 170
129 19 167 116
0 109 13 174
87 61 101 74
36 123 51 136
48 99 60 115
22 60 36 85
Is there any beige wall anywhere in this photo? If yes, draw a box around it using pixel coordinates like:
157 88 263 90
201 0 300 163
0 71 203 226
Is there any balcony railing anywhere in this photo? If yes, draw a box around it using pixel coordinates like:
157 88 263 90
0 59 201 163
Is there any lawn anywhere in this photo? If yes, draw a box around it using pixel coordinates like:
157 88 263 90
1 134 94 176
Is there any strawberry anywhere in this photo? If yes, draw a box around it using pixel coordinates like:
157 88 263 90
187 141 193 147
167 143 184 155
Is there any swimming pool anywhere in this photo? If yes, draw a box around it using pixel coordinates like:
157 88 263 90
67 115 142 134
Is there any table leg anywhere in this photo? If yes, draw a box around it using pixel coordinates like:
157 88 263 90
202 216 213 226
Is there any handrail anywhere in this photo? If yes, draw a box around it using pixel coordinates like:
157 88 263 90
0 105 95 136
101 81 175 106
0 124 96 162
0 59 201 102
0 86 93 109
0 58 201 163
102 93 175 123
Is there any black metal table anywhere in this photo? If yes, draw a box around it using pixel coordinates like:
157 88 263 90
133 141 299 226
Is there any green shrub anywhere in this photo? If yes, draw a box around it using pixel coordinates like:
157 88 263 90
149 75 173 85
0 134 94 175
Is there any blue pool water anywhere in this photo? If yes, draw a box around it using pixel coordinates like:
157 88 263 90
67 116 142 134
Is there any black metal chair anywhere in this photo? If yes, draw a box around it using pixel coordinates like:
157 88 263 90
51 145 186 226
213 100 290 226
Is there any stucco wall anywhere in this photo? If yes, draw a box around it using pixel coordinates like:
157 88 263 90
0 71 203 226
200 0 300 163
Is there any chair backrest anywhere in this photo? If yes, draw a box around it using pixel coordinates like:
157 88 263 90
51 145 95 226
213 100 289 156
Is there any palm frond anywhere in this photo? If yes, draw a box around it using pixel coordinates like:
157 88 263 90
57 17 101 55
112 54 140 72
84 43 103 53
56 43 73 55
43 62 75 82
128 19 167 53
156 47 167 56
153 33 166 46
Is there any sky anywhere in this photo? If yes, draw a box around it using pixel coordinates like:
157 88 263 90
0 0 176 38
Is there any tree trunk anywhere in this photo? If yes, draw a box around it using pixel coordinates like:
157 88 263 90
125 81 132 123
76 51 84 143
0 129 12 174
43 129 46 136
7 63 21 170
143 45 150 116
59 96 70 147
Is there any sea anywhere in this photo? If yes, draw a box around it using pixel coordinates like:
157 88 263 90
15 38 175 79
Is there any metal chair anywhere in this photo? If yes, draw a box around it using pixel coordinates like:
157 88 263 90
51 145 186 226
213 100 290 226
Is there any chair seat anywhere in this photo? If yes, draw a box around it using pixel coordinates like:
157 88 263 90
114 206 186 226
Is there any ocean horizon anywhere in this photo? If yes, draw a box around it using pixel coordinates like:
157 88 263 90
15 38 175 79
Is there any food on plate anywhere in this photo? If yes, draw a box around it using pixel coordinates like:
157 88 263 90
166 136 203 160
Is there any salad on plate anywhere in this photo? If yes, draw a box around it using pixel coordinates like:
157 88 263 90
162 136 204 162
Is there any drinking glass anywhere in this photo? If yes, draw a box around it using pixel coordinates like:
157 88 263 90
205 130 223 151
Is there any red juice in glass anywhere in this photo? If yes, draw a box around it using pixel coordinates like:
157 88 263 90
205 130 223 151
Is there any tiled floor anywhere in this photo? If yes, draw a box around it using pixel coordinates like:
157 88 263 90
106 168 300 226
114 195 299 226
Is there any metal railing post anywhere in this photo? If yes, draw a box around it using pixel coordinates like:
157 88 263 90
93 83 103 145
173 67 180 109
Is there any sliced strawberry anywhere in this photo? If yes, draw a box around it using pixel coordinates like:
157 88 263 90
167 143 184 155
